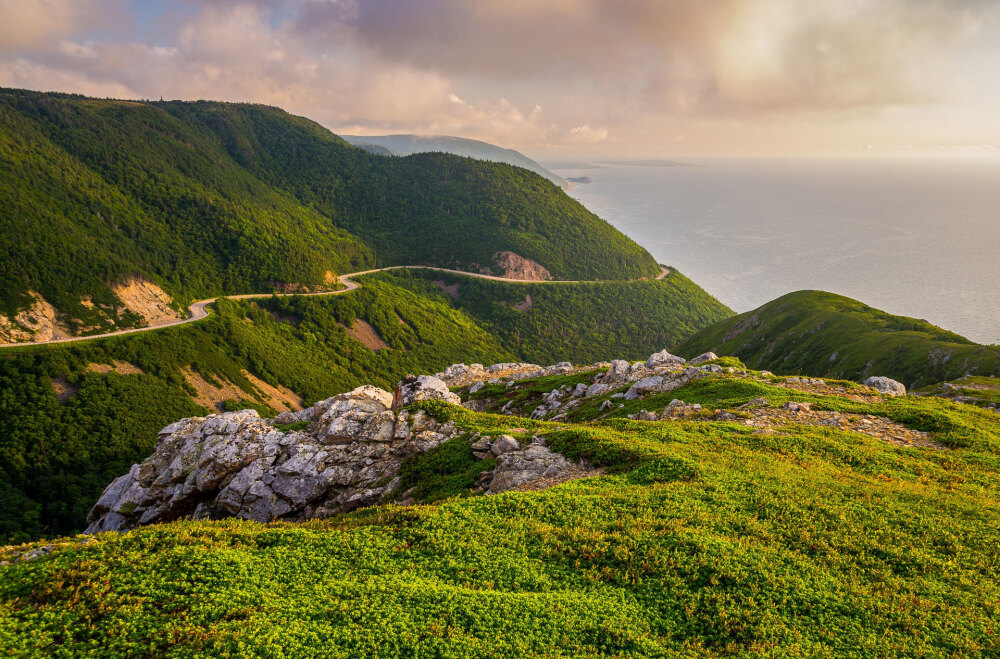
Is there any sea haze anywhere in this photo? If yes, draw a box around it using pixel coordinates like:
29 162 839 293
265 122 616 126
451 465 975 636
559 157 1000 345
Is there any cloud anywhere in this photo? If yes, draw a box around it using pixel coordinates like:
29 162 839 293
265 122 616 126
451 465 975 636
303 0 991 114
567 125 609 143
1 0 998 155
0 0 129 51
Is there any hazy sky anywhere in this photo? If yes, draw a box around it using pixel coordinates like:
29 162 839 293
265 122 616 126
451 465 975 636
2 0 999 157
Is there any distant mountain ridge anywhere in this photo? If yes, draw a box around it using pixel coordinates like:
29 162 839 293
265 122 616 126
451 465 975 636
343 134 567 189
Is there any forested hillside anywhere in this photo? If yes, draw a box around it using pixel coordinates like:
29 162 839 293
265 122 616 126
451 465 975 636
676 290 1000 388
0 88 659 329
0 272 723 541
374 268 732 364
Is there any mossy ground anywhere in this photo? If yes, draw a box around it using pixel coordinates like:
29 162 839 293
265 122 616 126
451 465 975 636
3 376 999 657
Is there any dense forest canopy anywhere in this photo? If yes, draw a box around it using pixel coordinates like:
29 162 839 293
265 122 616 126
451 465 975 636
0 88 659 322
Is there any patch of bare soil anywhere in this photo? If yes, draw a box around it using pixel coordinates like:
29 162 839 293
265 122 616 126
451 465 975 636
432 280 460 300
340 319 392 352
180 367 302 413
86 360 144 376
112 278 182 327
512 295 533 311
493 251 551 281
243 370 303 412
50 376 78 403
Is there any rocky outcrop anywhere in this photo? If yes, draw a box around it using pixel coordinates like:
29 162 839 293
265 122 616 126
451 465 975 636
646 350 686 369
864 376 907 397
85 386 461 533
689 352 718 366
493 251 551 281
111 278 181 327
393 375 461 408
0 291 70 344
489 444 572 493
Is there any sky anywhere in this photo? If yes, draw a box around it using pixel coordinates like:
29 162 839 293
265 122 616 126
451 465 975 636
1 0 999 158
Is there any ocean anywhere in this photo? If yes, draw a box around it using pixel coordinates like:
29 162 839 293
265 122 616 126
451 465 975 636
559 158 1000 345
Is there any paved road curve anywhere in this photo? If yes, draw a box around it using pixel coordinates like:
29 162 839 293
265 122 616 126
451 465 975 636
0 265 670 350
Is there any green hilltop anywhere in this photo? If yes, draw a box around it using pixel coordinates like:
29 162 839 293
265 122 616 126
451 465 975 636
3 358 999 656
0 88 658 325
0 271 728 541
676 289 1000 389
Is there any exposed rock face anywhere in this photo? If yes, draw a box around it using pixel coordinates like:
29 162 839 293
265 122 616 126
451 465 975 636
0 291 69 344
864 376 907 397
85 386 460 533
493 251 551 281
111 278 181 326
393 375 461 408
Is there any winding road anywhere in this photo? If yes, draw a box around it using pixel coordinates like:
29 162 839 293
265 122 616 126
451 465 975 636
1 265 670 349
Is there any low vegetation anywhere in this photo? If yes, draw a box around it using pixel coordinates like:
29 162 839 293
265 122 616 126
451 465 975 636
3 373 999 656
676 289 1000 388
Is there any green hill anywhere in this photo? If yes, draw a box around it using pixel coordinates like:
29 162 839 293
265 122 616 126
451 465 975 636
0 88 658 332
3 361 999 656
0 272 727 542
675 290 1000 388
371 268 732 364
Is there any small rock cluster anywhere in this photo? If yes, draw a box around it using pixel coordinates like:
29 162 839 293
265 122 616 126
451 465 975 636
86 370 590 533
468 434 577 494
85 381 465 533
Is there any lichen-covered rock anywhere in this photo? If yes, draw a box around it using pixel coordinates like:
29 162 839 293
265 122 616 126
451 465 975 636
85 388 460 534
689 352 718 366
488 445 573 493
393 375 461 408
864 376 907 397
646 349 687 370
490 435 520 456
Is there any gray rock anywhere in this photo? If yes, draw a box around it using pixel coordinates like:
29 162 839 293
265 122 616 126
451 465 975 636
689 352 718 366
863 376 907 397
488 445 573 493
393 375 461 408
491 435 520 456
585 383 609 398
601 360 632 384
646 349 687 369
469 381 486 394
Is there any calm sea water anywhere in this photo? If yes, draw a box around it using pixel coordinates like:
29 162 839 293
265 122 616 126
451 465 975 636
560 158 1000 345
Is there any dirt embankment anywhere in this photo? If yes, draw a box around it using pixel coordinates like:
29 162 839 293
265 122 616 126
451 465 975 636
112 279 182 327
0 292 72 344
340 319 392 352
180 367 303 413
493 252 551 281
